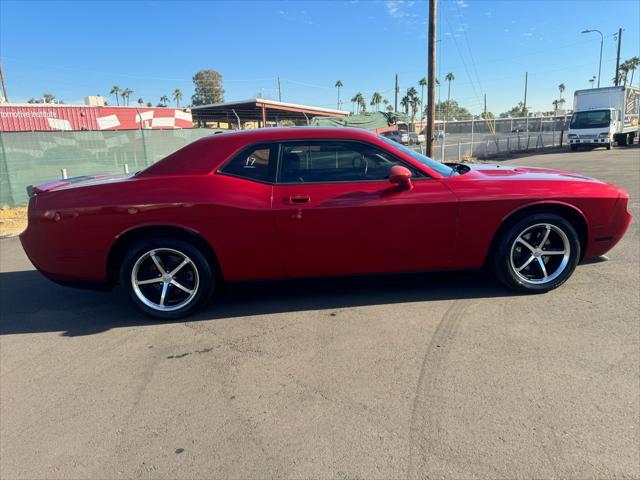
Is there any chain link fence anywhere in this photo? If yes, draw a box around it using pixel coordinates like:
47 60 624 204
0 129 215 207
0 115 570 207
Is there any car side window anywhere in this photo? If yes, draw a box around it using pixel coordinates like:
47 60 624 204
278 141 420 184
220 144 275 182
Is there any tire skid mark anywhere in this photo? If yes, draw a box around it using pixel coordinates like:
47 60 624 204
406 300 471 480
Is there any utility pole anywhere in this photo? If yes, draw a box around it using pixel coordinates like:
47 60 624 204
483 93 487 117
614 28 622 86
277 77 282 102
426 0 437 158
0 63 8 102
523 71 528 131
394 74 399 112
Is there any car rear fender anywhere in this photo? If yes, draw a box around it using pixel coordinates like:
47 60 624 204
106 223 222 286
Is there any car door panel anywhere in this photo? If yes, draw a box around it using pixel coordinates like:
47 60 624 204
273 179 458 277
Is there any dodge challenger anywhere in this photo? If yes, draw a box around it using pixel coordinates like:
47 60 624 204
20 127 632 319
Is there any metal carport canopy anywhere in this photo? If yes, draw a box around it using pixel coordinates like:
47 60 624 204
191 98 350 125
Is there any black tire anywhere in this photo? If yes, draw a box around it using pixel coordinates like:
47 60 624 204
617 134 627 146
493 213 581 293
119 236 216 319
570 144 578 152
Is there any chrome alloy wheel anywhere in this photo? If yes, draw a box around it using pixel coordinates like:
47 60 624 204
131 248 200 312
509 223 570 285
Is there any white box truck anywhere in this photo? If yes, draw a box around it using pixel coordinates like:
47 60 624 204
568 86 639 151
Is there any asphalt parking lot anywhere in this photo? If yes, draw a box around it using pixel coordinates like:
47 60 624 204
1 145 638 479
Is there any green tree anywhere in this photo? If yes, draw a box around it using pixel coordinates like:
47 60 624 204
386 104 394 113
370 91 382 111
435 100 472 120
173 88 183 107
552 99 560 113
481 111 494 119
110 86 121 106
43 92 56 104
191 69 224 106
137 98 144 106
499 101 528 118
146 101 153 107
159 95 169 106
335 80 343 110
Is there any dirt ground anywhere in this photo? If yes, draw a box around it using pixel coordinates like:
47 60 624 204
0 207 27 238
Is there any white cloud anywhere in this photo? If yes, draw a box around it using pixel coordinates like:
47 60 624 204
456 0 469 8
385 0 415 19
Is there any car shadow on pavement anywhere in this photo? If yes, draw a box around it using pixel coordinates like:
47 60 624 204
0 269 518 337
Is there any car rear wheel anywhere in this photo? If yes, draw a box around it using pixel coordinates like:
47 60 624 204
493 214 580 293
120 237 215 319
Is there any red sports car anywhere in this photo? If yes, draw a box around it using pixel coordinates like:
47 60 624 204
20 127 631 319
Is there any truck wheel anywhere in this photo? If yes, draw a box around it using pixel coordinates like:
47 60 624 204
570 145 578 152
617 134 627 146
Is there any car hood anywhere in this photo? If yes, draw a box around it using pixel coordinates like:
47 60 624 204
460 164 603 183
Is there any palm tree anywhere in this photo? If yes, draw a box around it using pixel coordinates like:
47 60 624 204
400 95 410 114
445 73 455 119
627 56 640 85
160 95 169 107
618 60 631 86
409 93 421 125
137 98 144 106
352 92 365 113
370 92 382 111
110 86 121 106
418 77 427 119
173 88 183 107
121 88 133 106
386 104 394 113
335 80 343 110
558 83 566 101
552 99 560 113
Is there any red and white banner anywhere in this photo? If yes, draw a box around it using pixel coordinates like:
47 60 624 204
0 105 193 132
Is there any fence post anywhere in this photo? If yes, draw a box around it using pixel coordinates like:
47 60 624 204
440 120 446 162
137 108 151 166
470 117 474 157
559 130 564 148
123 163 130 175
507 136 511 152
458 141 461 162
61 168 68 179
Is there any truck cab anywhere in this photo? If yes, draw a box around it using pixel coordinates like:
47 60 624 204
568 108 617 151
568 86 639 152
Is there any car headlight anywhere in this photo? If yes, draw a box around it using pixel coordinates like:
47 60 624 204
598 132 611 138
568 134 577 138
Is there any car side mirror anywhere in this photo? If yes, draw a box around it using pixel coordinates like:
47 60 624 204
389 165 413 190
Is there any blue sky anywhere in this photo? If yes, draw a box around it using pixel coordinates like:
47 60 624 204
1 0 638 114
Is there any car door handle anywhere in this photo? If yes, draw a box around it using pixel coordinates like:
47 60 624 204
289 195 310 204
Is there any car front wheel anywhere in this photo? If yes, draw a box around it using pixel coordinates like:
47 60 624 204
120 237 215 319
493 214 580 293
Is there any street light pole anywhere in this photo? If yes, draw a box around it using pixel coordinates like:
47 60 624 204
581 29 603 88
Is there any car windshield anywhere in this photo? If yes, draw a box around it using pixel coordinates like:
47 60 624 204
379 136 454 177
570 110 611 129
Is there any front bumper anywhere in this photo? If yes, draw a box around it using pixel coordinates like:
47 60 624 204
569 138 611 145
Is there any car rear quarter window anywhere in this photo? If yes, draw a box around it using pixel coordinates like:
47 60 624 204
219 144 276 183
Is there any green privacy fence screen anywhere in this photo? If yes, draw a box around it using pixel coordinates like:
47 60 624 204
0 129 215 207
